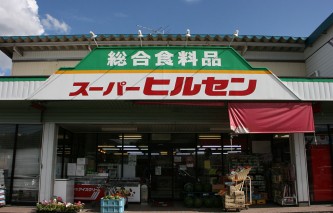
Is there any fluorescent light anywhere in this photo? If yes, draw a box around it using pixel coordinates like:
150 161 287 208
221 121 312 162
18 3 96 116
123 148 139 151
199 134 221 139
202 145 221 148
119 134 142 139
98 145 115 148
128 151 143 155
176 153 191 155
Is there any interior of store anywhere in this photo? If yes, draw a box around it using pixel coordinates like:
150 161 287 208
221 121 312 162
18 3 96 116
55 126 300 207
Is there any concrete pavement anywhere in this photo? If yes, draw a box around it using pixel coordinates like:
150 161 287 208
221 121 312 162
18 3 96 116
0 203 332 213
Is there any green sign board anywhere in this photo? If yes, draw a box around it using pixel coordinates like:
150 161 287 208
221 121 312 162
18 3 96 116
72 46 264 71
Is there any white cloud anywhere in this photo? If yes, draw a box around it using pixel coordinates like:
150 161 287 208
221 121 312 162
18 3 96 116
0 0 71 76
0 0 44 76
41 14 71 34
0 0 44 36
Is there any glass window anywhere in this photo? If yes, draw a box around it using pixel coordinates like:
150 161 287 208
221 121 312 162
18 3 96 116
197 134 222 185
12 124 42 204
0 125 16 191
122 134 148 179
97 133 122 178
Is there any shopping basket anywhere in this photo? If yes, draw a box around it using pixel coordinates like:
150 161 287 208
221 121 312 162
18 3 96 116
227 167 251 182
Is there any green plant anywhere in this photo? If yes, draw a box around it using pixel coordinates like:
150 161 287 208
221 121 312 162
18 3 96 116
103 187 130 200
103 192 124 200
36 197 84 213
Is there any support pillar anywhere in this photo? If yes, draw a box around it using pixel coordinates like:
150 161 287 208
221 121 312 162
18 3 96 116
290 133 310 206
39 123 58 202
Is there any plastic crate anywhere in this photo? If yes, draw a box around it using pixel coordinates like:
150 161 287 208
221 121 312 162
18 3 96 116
100 206 124 213
100 198 125 213
100 198 125 207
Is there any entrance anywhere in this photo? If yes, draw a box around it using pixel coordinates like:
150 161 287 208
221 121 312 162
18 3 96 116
149 143 173 200
149 134 197 201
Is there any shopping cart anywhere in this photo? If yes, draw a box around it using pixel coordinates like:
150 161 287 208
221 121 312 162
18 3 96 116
223 167 252 212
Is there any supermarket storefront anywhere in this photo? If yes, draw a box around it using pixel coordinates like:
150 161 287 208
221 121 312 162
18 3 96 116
0 46 322 207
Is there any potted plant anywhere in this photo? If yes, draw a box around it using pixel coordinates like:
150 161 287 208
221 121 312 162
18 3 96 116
36 196 84 213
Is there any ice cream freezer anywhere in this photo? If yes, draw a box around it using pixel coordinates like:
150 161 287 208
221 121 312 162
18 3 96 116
54 179 74 203
72 177 141 203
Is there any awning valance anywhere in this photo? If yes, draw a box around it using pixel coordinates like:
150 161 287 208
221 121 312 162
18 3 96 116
228 102 315 133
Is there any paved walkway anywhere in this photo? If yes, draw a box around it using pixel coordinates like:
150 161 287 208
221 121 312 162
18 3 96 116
0 203 333 213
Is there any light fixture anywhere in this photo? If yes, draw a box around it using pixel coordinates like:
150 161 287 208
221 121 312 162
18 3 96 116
89 31 99 47
185 29 191 46
138 30 143 47
186 29 191 37
119 134 142 139
233 29 239 37
228 29 239 47
198 134 221 139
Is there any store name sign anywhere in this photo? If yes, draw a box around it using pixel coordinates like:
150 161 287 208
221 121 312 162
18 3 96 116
28 47 298 100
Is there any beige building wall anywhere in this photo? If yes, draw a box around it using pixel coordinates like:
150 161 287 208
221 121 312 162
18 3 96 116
11 50 89 76
249 61 306 77
12 61 80 76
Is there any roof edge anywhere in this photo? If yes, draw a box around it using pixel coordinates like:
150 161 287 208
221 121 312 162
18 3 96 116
306 13 333 46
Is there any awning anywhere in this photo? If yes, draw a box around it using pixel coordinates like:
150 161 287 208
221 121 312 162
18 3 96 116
228 102 315 133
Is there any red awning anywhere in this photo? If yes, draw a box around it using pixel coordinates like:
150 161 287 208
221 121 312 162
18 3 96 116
228 102 315 133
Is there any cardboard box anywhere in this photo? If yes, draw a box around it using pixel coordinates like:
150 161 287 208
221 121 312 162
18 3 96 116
75 169 85 176
77 158 88 165
256 199 266 205
76 164 86 176
234 191 244 196
228 185 237 196
67 163 76 176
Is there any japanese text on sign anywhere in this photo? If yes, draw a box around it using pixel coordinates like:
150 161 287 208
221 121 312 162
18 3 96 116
69 76 257 97
108 50 222 67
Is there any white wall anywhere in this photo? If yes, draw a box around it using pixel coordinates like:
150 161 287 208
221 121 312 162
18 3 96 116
305 25 333 77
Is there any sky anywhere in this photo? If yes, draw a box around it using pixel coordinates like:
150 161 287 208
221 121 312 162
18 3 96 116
0 0 332 76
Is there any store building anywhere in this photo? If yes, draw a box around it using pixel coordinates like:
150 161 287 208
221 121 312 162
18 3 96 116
0 13 332 209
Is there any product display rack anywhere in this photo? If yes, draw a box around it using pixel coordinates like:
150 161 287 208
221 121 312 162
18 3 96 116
224 154 266 193
271 163 297 206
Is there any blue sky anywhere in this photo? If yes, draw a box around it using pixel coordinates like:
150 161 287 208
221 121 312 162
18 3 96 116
36 0 333 36
0 0 332 76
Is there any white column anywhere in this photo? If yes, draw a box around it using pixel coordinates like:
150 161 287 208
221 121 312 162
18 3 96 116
290 133 310 206
39 123 58 202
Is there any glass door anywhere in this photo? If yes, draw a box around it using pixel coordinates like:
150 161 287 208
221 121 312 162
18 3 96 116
149 134 197 201
149 143 173 200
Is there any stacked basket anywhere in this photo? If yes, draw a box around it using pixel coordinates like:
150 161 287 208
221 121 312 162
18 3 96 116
100 198 125 213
